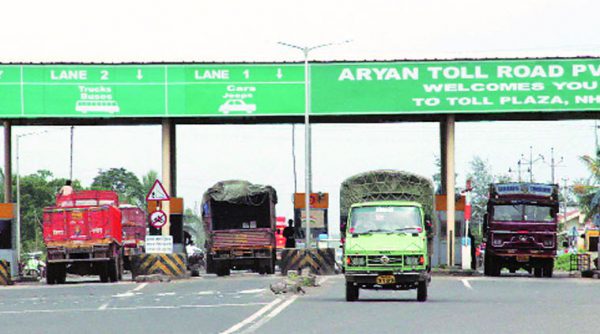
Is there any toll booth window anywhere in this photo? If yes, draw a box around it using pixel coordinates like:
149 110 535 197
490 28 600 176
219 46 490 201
0 220 12 249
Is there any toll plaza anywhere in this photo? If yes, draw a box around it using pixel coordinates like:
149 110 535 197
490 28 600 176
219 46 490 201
1 59 599 268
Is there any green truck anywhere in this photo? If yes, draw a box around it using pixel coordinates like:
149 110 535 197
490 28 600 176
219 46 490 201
340 170 435 302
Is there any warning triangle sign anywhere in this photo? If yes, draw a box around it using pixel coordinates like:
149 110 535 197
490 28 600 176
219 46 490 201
146 179 170 201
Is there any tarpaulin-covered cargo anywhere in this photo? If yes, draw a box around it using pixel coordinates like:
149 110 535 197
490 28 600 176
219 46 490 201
340 170 435 234
202 180 277 276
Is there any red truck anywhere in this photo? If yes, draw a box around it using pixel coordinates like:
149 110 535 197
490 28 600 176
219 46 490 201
120 205 146 270
43 191 123 284
202 180 277 276
483 183 559 277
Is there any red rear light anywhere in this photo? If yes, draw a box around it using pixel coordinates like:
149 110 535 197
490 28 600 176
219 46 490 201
419 256 425 265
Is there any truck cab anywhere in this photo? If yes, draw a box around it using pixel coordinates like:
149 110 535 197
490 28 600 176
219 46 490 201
483 183 559 277
343 201 431 302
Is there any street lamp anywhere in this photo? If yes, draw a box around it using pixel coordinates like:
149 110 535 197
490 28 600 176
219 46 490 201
15 128 71 263
278 39 352 248
16 130 48 264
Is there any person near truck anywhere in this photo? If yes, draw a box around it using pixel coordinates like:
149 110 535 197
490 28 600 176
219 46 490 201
283 219 296 248
58 180 73 197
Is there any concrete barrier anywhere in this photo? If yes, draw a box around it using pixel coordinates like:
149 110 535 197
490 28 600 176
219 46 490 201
131 253 187 279
280 248 336 276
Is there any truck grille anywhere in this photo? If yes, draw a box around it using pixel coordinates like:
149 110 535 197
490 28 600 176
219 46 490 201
367 255 403 266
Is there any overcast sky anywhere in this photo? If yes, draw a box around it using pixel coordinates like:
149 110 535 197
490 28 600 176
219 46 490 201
1 1 599 236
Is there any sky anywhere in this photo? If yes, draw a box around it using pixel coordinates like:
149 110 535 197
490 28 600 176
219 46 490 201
1 1 599 236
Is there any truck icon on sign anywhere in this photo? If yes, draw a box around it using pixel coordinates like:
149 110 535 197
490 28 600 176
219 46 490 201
75 100 120 114
218 99 256 114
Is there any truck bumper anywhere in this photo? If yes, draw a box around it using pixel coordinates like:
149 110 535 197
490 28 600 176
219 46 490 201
345 271 429 290
47 244 114 263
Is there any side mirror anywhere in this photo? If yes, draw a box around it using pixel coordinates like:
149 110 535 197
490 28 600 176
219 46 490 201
425 219 433 234
562 241 569 248
482 213 489 235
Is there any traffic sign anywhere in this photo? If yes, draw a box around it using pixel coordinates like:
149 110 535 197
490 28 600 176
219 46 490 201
149 210 167 228
145 235 173 254
2 58 600 119
146 179 170 201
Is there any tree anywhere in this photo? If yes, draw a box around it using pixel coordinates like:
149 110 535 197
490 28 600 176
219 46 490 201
574 155 600 220
184 208 205 248
18 170 83 253
142 170 159 194
91 168 144 206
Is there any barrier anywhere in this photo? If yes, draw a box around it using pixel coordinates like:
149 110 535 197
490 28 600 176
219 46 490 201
131 253 187 279
0 259 12 285
280 248 336 276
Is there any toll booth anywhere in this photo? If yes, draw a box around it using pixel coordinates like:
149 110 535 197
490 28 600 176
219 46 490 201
434 195 466 267
148 198 184 253
0 204 17 277
293 193 329 247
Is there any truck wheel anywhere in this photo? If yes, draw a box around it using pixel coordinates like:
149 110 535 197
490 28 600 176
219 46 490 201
484 254 500 276
57 265 66 284
543 260 554 278
533 267 543 278
191 268 200 277
206 255 215 274
46 264 56 285
417 281 428 302
108 257 119 282
100 262 109 283
345 282 359 302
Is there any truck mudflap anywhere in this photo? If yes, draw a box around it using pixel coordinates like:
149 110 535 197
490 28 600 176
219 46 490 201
345 271 429 289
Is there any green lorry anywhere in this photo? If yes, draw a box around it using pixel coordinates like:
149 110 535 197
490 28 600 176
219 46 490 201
340 170 435 302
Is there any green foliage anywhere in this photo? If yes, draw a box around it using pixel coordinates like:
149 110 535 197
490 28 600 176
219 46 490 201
91 168 144 206
142 170 159 194
184 208 205 247
18 170 83 254
554 253 577 271
575 155 600 220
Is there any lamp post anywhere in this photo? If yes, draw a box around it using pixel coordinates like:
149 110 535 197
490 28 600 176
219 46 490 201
15 128 70 263
16 130 48 264
278 39 352 248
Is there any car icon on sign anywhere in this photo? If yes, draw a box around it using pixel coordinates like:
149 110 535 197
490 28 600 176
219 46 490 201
218 99 256 114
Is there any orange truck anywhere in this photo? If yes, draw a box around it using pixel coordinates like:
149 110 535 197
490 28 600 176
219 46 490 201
43 191 123 284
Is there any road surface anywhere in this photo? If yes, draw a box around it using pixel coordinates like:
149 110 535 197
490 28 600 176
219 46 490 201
1 273 598 334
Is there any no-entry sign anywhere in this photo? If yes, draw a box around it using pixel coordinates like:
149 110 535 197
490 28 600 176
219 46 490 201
149 210 167 229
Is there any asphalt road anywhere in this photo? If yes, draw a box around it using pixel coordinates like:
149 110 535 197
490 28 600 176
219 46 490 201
2 272 600 334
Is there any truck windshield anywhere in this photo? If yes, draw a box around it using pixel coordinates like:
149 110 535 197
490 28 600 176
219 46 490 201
492 205 554 222
350 206 421 234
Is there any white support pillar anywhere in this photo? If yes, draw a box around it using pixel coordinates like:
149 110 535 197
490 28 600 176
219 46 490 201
445 115 456 267
161 119 176 236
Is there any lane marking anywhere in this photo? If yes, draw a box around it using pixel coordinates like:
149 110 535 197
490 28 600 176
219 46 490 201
0 302 271 315
98 302 109 310
198 291 216 296
462 279 473 290
242 296 299 333
156 292 176 297
238 289 265 294
220 298 283 334
112 283 148 298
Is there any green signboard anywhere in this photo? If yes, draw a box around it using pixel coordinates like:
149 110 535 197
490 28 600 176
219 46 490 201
1 58 600 118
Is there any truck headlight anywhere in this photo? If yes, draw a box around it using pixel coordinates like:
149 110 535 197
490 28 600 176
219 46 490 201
543 239 554 247
346 256 366 266
492 238 503 246
404 255 425 266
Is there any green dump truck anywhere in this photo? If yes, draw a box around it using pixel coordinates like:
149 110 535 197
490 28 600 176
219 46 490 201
340 170 435 302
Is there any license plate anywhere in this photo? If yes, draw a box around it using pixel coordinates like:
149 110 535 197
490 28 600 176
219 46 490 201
376 275 396 285
516 255 529 262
